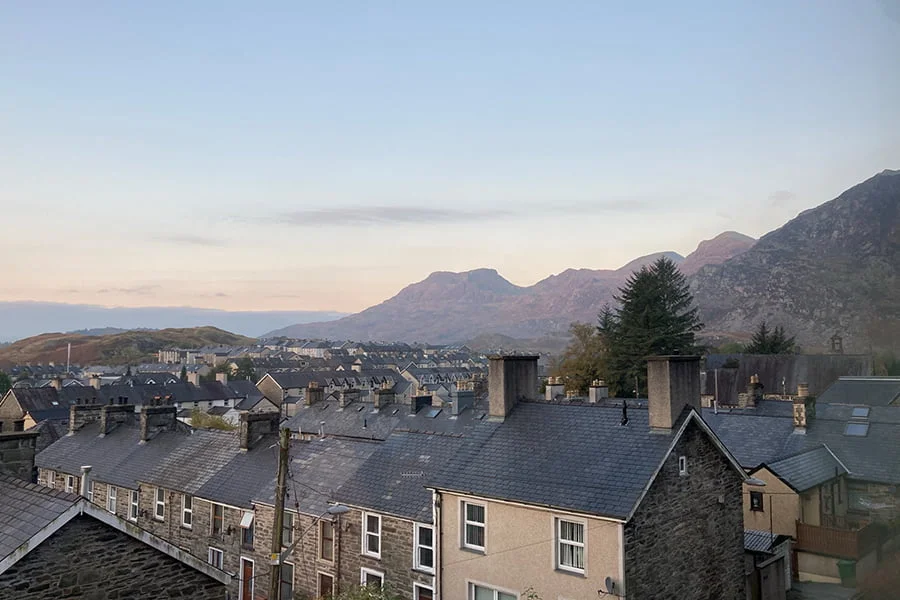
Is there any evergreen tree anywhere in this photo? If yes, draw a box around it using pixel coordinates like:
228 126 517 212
603 257 703 396
745 321 795 354
0 371 11 396
179 365 188 382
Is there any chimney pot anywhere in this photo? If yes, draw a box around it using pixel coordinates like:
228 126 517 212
79 465 92 497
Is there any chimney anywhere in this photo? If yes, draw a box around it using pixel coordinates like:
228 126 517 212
79 465 92 497
793 383 814 432
488 355 539 421
50 377 63 391
99 404 136 436
451 384 475 416
647 356 701 431
338 388 359 409
89 375 102 390
186 372 201 386
216 372 228 385
305 382 324 406
545 377 565 401
410 395 431 415
588 380 609 404
373 383 395 410
738 374 763 408
797 382 809 398
139 406 178 443
239 412 281 451
0 431 39 481
68 403 104 435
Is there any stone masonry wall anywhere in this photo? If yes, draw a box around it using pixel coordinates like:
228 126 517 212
624 420 745 600
0 515 225 600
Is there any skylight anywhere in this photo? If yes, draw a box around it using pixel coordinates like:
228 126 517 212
851 407 870 419
844 422 869 437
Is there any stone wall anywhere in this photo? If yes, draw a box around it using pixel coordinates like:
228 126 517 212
624 420 745 600
0 431 38 481
0 515 226 599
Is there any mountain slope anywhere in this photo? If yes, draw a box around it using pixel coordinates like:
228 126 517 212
690 170 900 351
681 232 756 275
0 327 255 367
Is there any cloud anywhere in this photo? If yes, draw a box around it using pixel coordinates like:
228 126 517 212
154 234 226 247
97 285 160 296
768 190 797 206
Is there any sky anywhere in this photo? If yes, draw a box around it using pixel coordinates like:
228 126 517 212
2 1 899 314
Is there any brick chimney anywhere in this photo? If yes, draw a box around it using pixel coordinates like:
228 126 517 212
647 356 701 431
239 412 280 451
488 355 539 421
588 380 609 403
68 404 104 435
216 372 228 385
0 431 39 481
186 372 201 386
139 406 178 443
50 377 63 391
545 377 564 401
305 383 324 407
338 388 359 410
373 383 395 410
793 383 814 432
89 375 102 390
99 404 136 436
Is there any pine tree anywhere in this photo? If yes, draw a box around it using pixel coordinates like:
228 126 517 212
745 321 795 354
180 365 188 382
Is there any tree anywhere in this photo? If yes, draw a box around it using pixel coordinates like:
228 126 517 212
552 322 608 394
189 408 237 431
745 321 795 354
179 365 188 382
0 371 11 396
603 257 703 396
125 365 132 376
233 358 255 380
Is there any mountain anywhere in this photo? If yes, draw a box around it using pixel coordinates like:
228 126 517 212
691 170 900 352
0 302 346 342
680 232 756 275
0 327 255 367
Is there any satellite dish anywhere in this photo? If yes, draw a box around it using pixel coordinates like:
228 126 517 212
604 576 616 594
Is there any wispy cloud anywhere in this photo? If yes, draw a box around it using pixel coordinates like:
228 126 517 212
155 234 226 247
97 285 160 296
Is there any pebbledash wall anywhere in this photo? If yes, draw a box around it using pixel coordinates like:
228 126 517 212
0 516 225 600
623 420 745 600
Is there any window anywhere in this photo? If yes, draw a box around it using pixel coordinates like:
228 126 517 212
362 513 381 557
182 494 193 528
469 583 516 600
65 475 75 493
212 504 224 535
208 547 224 569
678 455 688 476
129 490 139 521
851 407 870 419
47 471 56 488
414 583 434 600
13 420 24 432
241 512 254 549
556 518 585 573
319 520 334 561
750 491 764 512
87 480 94 503
107 486 117 514
282 511 294 546
318 573 334 597
844 422 869 436
848 482 869 513
360 567 383 587
462 501 486 551
415 524 434 572
155 488 165 520
280 562 294 600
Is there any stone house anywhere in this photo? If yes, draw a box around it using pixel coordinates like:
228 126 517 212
430 355 750 600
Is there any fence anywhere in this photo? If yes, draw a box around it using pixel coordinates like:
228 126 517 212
795 521 881 559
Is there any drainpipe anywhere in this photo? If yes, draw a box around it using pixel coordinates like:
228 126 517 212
335 513 342 595
435 490 443 600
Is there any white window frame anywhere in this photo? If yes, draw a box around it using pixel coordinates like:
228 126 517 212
182 494 193 528
47 471 56 487
360 567 384 586
65 475 75 493
319 519 335 562
281 561 295 600
239 557 254 600
555 517 586 575
282 511 294 546
154 487 165 520
678 455 688 476
461 500 486 551
87 480 94 503
107 486 117 514
317 572 335 597
208 546 224 569
129 490 139 521
362 512 381 558
467 581 518 600
414 583 435 600
414 523 435 573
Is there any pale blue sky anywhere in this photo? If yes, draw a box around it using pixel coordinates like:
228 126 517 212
2 1 898 312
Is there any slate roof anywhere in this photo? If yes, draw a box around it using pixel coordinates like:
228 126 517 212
429 403 709 520
802 416 900 485
744 529 776 553
766 446 847 492
701 409 805 468
195 439 279 509
817 377 900 407
226 380 264 403
0 474 79 564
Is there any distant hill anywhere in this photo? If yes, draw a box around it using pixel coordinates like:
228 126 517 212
680 231 756 275
691 169 900 352
0 327 255 367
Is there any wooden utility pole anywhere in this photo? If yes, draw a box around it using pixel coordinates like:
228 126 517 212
269 427 290 600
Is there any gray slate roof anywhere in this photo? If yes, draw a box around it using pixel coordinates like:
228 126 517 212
0 474 79 563
744 529 776 553
429 403 700 520
817 378 900 407
766 446 847 492
701 409 805 467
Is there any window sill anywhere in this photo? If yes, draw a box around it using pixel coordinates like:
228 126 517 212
750 508 764 513
459 546 485 556
361 553 381 560
413 567 435 576
555 567 586 578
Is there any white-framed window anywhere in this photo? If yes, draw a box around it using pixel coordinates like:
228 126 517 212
182 494 193 528
468 583 517 600
129 490 139 521
282 511 294 546
360 567 384 587
241 511 254 548
154 488 165 520
280 561 294 600
556 518 586 574
317 572 334 597
678 455 688 476
414 523 434 573
106 486 117 514
87 480 94 502
65 475 75 493
362 512 381 558
462 501 486 551
212 503 225 535
208 547 224 569
47 471 56 488
414 583 435 600
319 519 335 561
